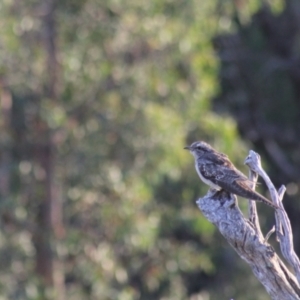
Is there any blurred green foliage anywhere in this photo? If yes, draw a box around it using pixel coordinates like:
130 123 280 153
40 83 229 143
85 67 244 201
0 0 289 299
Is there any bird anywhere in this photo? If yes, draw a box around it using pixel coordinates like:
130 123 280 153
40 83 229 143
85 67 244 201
184 141 279 210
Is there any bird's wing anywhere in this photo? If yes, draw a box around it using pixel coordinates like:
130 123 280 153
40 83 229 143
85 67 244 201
199 162 252 189
198 163 226 186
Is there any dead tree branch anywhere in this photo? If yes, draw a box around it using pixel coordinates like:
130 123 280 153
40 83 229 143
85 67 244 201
196 150 300 300
245 150 300 284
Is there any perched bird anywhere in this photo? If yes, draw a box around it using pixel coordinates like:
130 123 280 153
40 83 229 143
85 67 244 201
184 141 279 209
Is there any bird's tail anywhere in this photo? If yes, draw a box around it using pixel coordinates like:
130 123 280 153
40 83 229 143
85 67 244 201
248 190 280 210
232 180 281 210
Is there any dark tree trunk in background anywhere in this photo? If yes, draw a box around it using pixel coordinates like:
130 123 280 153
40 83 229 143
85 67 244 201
43 0 59 99
32 143 54 285
30 0 65 296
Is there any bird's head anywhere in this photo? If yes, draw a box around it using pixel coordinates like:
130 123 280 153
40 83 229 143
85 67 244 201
184 141 214 158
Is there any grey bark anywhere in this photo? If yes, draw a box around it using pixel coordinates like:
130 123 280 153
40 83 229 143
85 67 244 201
196 150 300 300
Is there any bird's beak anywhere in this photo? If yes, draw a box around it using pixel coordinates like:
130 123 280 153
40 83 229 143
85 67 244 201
184 146 190 150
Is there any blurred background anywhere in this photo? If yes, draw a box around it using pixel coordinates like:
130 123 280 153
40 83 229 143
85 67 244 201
0 0 300 299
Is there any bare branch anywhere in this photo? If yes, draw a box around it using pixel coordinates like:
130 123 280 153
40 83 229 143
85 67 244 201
247 169 263 237
245 150 300 285
264 226 275 243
